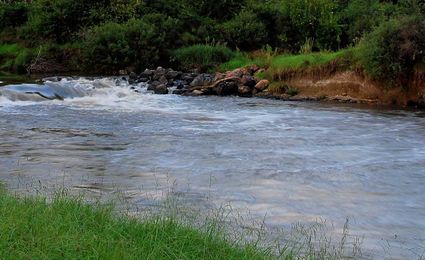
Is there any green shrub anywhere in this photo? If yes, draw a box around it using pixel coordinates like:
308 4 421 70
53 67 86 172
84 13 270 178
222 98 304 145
341 0 396 44
0 44 33 74
285 0 342 51
219 10 268 50
0 1 29 30
83 19 160 73
357 15 425 85
173 44 235 70
22 0 92 44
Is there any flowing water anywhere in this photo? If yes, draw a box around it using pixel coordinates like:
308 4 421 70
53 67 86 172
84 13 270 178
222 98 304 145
1 77 425 258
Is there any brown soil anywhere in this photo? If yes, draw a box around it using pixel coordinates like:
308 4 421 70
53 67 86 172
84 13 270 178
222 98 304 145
259 70 425 108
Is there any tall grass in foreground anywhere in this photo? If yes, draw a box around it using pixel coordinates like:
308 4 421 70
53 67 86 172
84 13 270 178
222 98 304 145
0 186 268 259
0 182 363 259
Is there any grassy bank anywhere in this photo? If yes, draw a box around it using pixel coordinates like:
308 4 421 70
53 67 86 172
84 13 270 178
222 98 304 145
219 49 355 94
220 49 351 73
0 186 269 259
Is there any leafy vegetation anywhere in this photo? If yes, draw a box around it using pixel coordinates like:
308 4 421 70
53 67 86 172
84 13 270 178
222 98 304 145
356 15 425 84
0 0 423 83
173 44 235 70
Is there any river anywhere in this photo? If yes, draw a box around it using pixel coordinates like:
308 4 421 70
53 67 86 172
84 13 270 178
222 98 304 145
1 77 425 258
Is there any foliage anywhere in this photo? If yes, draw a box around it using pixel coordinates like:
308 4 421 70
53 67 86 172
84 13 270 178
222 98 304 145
219 10 268 50
0 0 423 79
357 16 425 84
173 44 235 70
285 0 342 51
219 52 254 71
0 1 29 30
340 0 397 44
82 19 160 73
0 44 32 74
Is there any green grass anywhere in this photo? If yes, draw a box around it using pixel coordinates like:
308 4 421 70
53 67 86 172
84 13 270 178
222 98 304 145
0 186 270 259
173 44 235 71
0 43 24 56
219 52 254 71
270 50 347 70
220 49 351 72
0 43 33 73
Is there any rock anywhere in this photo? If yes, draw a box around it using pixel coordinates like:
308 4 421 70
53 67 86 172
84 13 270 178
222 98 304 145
226 68 252 78
190 74 213 87
238 85 252 97
241 75 256 88
213 72 226 82
172 89 188 95
147 81 161 91
138 77 149 83
172 80 186 89
140 69 153 78
216 81 238 96
129 72 138 80
159 75 168 84
191 90 204 96
153 66 167 80
166 70 181 79
255 79 270 91
181 73 195 83
247 65 260 75
154 84 168 94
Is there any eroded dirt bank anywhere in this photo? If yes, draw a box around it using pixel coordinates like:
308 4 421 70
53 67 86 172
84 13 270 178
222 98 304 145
259 70 425 108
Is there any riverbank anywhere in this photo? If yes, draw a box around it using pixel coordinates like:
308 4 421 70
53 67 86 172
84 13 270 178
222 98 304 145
0 185 270 259
220 50 425 108
2 47 425 108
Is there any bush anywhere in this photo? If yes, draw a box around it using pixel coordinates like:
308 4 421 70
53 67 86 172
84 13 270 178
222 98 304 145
0 44 32 74
0 1 29 29
341 0 397 45
219 11 268 50
285 0 342 51
357 15 425 85
21 0 94 44
83 19 159 73
173 44 235 70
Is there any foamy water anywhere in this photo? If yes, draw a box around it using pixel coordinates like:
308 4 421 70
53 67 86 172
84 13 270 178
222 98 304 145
1 77 425 258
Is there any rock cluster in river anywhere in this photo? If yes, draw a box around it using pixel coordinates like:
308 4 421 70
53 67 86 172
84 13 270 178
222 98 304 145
127 66 269 97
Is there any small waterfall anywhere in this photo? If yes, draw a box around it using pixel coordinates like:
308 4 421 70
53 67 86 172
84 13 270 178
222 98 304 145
0 77 144 102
